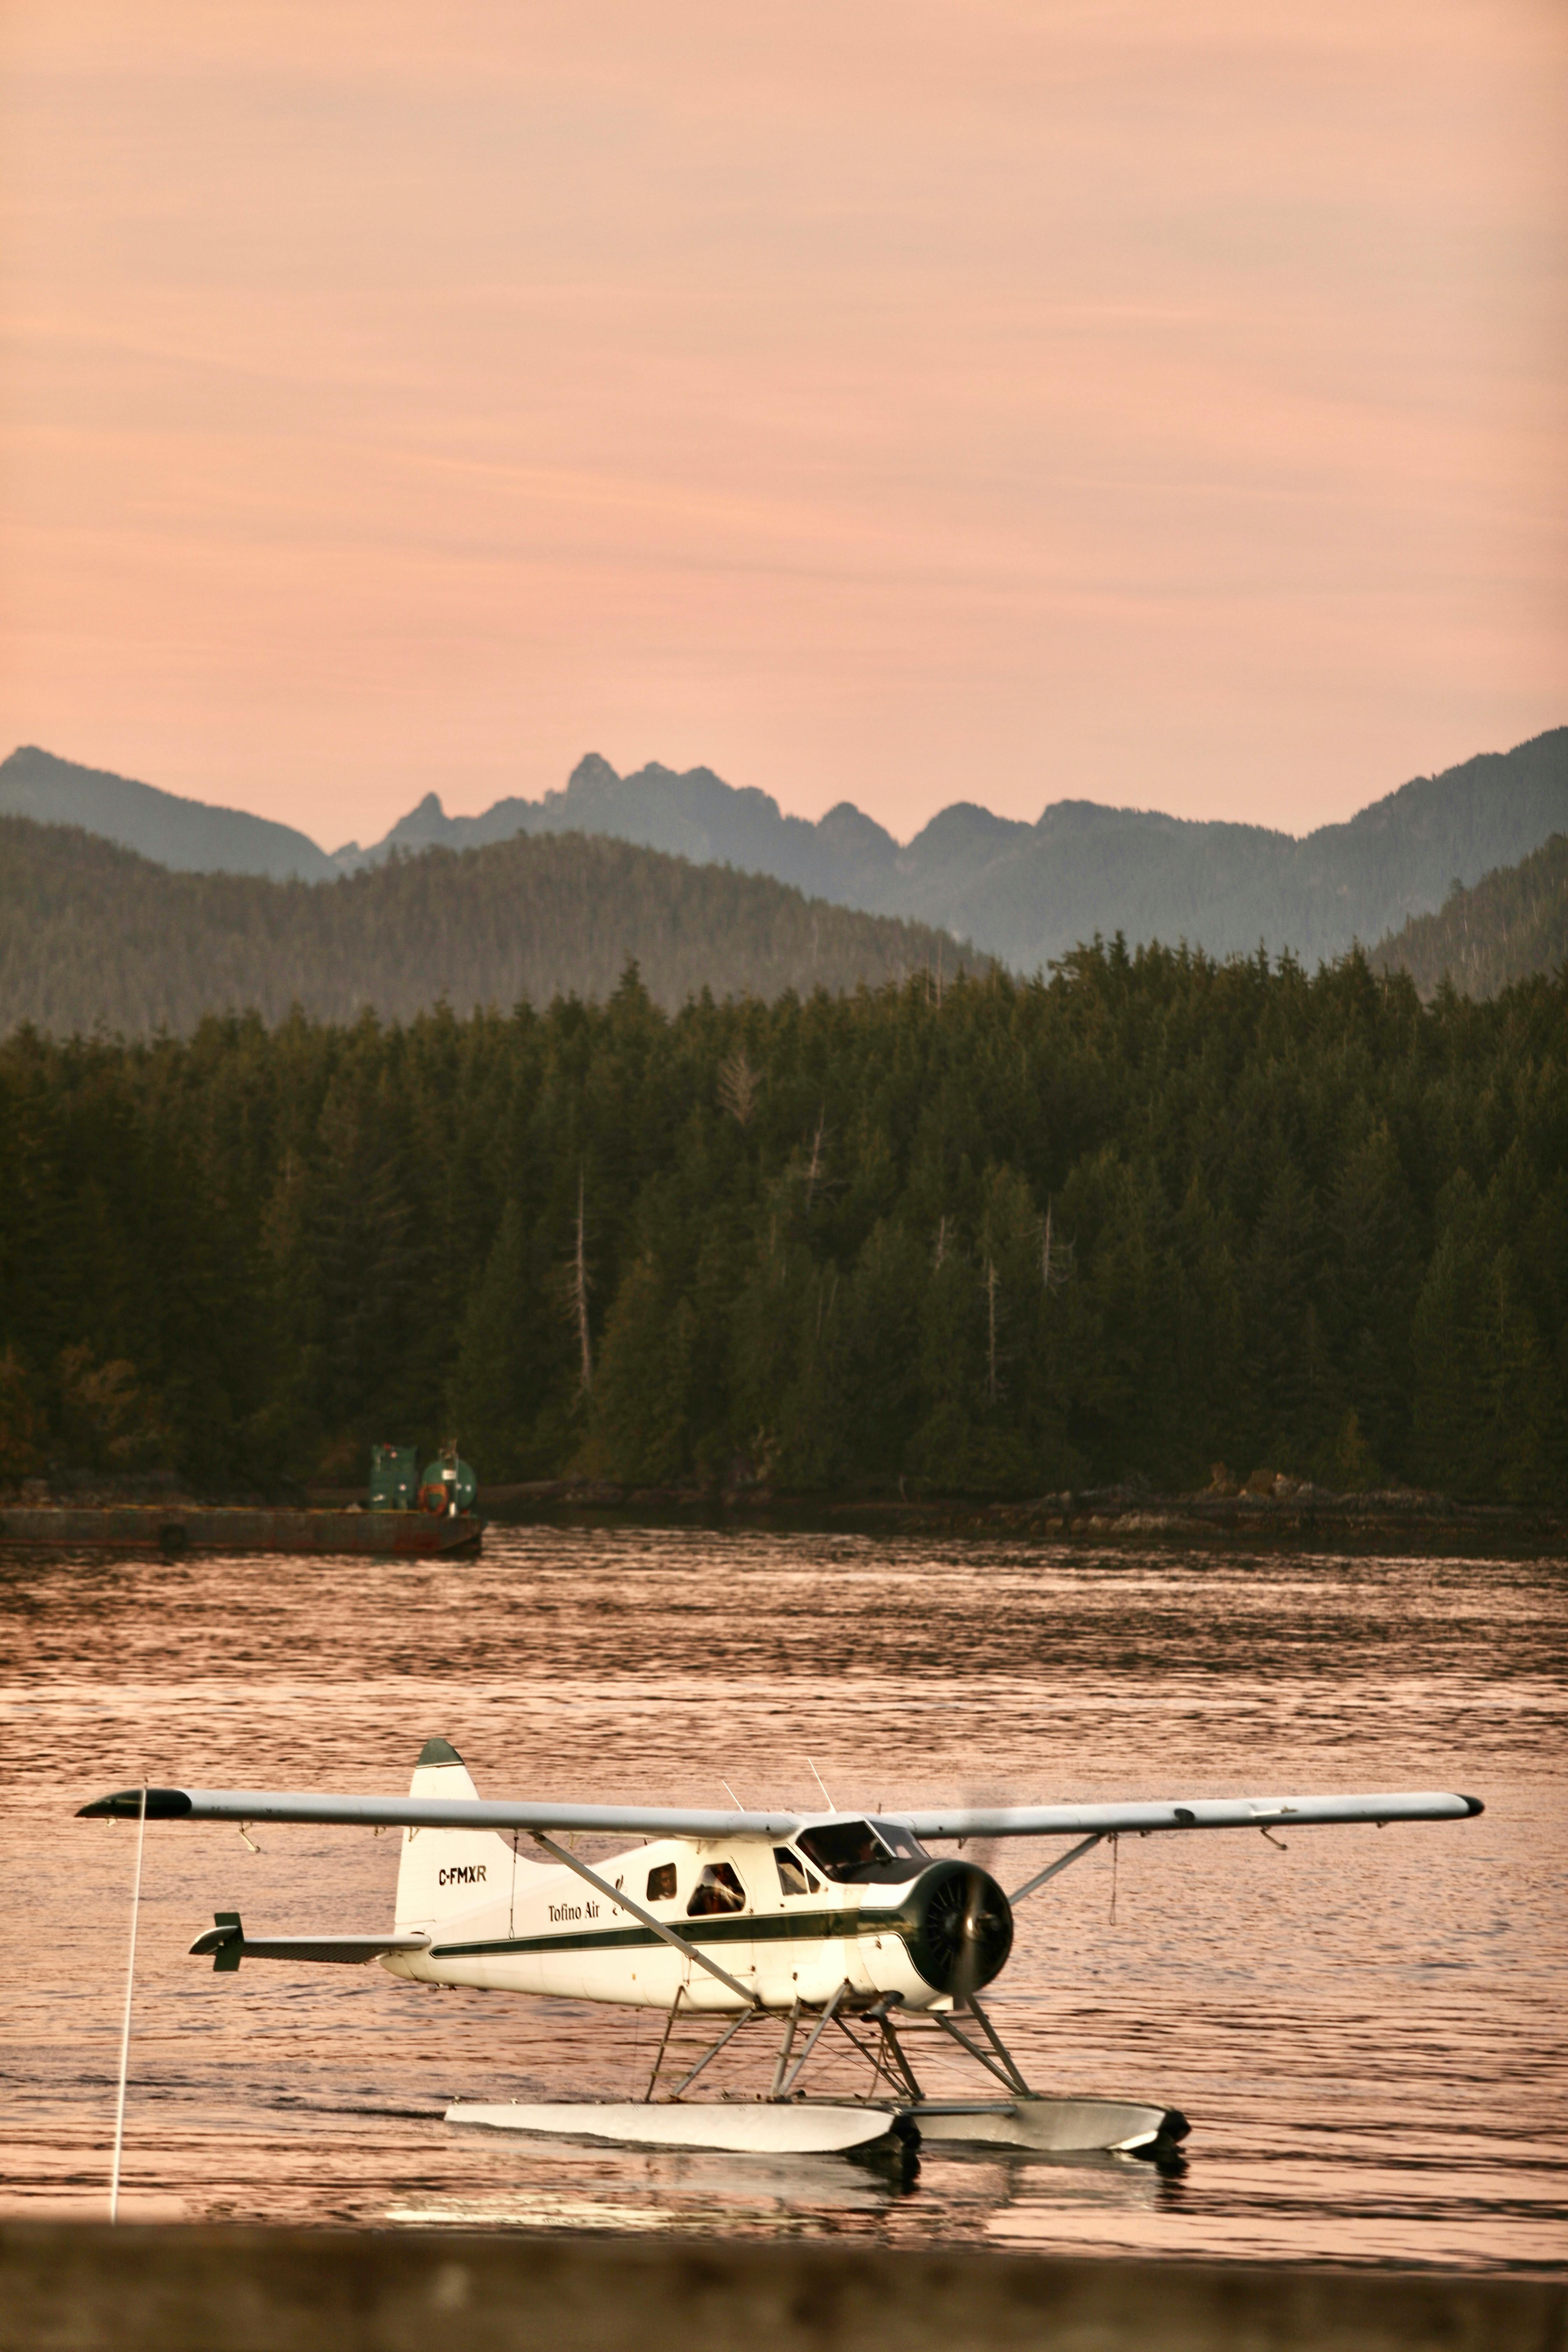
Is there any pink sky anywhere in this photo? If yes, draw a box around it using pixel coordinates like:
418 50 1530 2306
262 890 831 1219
2 0 1564 849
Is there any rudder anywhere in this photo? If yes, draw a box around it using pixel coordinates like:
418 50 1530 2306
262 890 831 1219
393 1737 512 1930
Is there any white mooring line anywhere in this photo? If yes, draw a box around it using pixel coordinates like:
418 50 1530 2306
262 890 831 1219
109 1778 148 2224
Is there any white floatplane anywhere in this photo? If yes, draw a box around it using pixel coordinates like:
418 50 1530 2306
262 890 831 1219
79 1744 1483 2163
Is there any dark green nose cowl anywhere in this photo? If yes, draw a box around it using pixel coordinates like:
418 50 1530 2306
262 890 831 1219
888 1860 1014 1995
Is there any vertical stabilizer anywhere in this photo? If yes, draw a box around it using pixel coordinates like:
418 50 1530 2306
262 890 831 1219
393 1738 512 1930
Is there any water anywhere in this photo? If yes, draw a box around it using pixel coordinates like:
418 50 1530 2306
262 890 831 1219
1 1526 1564 2269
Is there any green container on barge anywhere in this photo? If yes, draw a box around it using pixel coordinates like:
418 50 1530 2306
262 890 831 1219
0 1445 484 1558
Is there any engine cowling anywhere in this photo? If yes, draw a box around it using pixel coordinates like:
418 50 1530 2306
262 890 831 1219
888 1859 1014 1995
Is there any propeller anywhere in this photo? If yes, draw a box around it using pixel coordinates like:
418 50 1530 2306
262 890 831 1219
951 1856 1006 2008
954 1791 1003 2008
917 1796 1012 2004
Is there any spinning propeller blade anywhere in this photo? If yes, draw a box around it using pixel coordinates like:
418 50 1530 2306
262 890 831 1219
951 1864 989 2008
949 1796 1007 2008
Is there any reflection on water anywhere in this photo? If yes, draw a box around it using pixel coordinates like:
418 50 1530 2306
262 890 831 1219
1 1527 1564 2269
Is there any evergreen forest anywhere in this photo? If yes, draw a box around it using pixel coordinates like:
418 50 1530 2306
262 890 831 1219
1 944 1564 1506
1372 834 1568 1000
0 814 983 1036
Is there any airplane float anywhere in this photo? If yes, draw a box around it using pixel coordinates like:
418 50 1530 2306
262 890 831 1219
80 1743 1483 2164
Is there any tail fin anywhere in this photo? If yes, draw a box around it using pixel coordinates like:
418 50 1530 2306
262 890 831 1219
393 1738 512 1931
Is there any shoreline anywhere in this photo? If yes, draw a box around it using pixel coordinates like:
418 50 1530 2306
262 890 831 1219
350 1479 1568 1552
4 1482 1560 1558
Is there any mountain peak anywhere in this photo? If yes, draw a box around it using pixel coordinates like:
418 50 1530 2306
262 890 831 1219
383 792 451 846
567 754 621 794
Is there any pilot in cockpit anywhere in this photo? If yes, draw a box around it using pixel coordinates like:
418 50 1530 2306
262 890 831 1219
687 1861 746 1916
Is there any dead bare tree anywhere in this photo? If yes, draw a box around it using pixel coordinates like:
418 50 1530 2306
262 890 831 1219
717 1049 761 1128
803 1105 827 1210
1041 1199 1075 1294
570 1168 593 1396
985 1256 1000 1403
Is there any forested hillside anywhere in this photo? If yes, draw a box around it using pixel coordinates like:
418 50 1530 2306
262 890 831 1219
2 950 1563 1506
1373 834 1568 998
0 817 982 1035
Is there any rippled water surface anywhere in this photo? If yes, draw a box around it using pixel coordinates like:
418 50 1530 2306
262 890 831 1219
1 1527 1564 2269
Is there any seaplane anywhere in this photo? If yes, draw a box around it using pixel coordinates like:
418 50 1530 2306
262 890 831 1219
79 1743 1483 2165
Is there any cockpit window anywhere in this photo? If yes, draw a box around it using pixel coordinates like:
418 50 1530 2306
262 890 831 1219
798 1820 879 1878
796 1819 928 1884
687 1862 746 1916
646 1862 677 1902
773 1846 819 1898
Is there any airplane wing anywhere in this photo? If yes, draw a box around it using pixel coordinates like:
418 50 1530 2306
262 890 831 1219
78 1787 803 1837
78 1785 1480 1839
903 1792 1483 1837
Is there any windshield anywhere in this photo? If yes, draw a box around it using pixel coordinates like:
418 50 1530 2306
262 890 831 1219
796 1818 928 1884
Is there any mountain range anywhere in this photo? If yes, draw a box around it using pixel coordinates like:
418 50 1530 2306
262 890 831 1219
4 727 1566 974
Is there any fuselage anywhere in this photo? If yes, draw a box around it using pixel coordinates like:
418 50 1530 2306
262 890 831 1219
383 1818 1009 2012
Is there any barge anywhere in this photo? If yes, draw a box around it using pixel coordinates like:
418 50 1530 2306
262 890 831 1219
0 1443 484 1556
0 1504 483 1557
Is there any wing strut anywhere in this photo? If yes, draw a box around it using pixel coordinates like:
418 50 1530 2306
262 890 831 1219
529 1831 755 2006
1008 1830 1103 1905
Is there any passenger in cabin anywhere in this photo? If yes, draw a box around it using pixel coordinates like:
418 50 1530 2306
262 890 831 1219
687 1862 746 1916
646 1862 677 1902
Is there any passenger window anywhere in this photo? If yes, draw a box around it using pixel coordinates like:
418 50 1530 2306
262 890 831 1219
646 1862 677 1902
774 1847 808 1897
773 1847 818 1898
686 1862 746 1916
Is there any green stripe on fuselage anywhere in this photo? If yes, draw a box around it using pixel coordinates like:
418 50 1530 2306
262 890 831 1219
431 1906 894 1962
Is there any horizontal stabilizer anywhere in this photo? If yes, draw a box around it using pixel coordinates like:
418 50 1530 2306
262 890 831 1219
188 1912 430 1970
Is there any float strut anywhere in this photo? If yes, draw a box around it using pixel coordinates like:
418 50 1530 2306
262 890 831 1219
878 2015 925 2104
667 2004 757 2100
831 2008 923 2104
778 1982 853 2100
966 1995 1032 2095
928 2008 1023 2094
768 2000 802 2099
644 1986 684 2103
